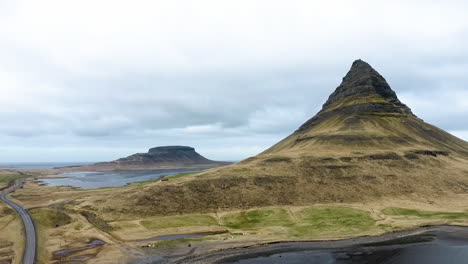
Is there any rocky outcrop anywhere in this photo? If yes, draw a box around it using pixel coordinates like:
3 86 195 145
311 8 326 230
323 60 407 107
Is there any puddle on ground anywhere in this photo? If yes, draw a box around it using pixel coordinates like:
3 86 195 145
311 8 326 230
140 230 228 242
52 239 105 263
143 234 203 241
69 254 95 260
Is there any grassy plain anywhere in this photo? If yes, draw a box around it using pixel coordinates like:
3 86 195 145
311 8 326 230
0 173 23 188
0 170 25 263
0 203 24 264
221 206 377 238
7 172 468 263
30 208 72 228
222 208 294 229
382 207 468 220
292 206 376 236
141 214 218 230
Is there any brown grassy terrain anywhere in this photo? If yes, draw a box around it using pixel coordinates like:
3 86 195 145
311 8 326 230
87 62 468 216
0 202 24 264
6 174 468 264
3 179 135 264
63 61 468 217
0 171 24 190
4 60 468 263
82 144 467 217
0 170 25 264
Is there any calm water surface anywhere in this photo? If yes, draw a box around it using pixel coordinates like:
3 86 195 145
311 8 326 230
223 229 468 264
39 168 201 189
0 162 92 169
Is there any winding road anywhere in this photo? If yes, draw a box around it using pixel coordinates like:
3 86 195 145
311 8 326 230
0 179 36 264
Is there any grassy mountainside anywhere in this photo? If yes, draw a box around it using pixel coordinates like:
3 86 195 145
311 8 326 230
84 60 468 216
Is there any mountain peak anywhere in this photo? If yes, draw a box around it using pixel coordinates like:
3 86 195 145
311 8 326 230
322 59 401 109
350 58 372 69
297 60 414 132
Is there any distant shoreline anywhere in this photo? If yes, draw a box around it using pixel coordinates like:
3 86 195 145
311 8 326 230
0 162 93 170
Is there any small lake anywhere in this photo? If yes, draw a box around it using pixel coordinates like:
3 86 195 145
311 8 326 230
39 168 201 189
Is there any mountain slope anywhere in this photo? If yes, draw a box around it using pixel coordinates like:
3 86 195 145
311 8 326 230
113 60 468 215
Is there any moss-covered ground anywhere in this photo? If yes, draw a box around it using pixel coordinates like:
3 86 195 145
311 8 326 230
222 206 376 237
0 173 23 188
30 208 72 228
222 208 294 229
141 214 219 230
382 207 468 220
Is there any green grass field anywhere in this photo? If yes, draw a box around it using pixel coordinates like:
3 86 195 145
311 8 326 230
141 214 218 230
382 207 468 220
221 206 376 237
109 206 380 242
0 174 23 187
222 208 294 229
30 208 72 228
291 206 376 236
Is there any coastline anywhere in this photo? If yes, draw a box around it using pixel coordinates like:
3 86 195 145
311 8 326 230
160 225 468 264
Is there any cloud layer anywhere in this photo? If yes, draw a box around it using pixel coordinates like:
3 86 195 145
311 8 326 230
1 0 467 162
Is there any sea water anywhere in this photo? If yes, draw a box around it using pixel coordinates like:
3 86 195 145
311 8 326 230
39 168 201 189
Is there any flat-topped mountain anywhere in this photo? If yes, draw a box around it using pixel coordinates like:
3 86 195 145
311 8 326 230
58 146 229 171
103 146 218 167
122 60 468 215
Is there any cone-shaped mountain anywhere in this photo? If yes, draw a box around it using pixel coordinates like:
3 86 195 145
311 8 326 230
127 60 468 215
324 59 409 110
297 59 413 133
264 59 468 155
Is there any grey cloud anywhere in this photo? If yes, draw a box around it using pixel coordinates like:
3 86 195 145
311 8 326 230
0 1 467 162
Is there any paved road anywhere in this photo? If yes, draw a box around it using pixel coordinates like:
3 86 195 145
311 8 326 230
0 179 36 264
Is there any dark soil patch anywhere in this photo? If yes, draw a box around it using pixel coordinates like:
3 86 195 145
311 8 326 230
80 212 113 232
412 150 449 157
362 152 402 160
262 157 292 163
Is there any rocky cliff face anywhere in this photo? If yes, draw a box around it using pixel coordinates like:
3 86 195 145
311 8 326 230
323 59 408 109
297 59 413 132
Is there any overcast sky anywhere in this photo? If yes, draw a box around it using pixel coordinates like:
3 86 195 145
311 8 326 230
0 0 467 162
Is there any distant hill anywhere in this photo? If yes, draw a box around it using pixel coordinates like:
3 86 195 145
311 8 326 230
124 60 468 215
58 146 230 171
